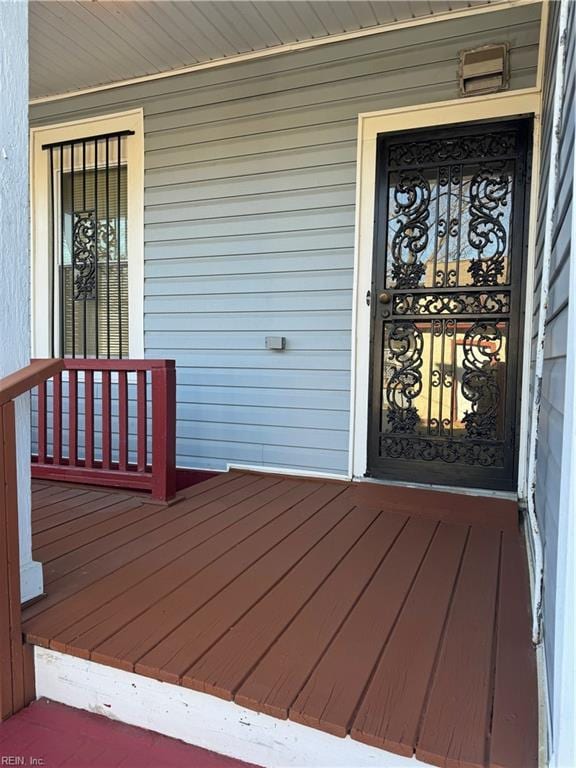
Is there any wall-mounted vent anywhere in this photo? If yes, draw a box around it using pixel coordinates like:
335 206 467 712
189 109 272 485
459 44 509 96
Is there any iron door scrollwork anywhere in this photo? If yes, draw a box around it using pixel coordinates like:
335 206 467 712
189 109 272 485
72 210 97 301
368 120 530 490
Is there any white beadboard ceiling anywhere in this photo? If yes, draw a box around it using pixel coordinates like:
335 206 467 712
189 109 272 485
30 0 512 100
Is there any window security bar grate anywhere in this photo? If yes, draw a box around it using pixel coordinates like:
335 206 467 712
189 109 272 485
43 130 134 359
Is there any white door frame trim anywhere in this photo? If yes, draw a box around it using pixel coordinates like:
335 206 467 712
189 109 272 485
30 109 145 359
348 87 542 496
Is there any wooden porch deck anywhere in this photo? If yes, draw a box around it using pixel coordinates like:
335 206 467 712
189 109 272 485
24 472 537 768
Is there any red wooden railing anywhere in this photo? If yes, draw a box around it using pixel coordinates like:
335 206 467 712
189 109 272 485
31 359 176 501
0 359 63 720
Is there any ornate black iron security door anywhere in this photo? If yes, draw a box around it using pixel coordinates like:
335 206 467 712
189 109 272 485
368 120 530 491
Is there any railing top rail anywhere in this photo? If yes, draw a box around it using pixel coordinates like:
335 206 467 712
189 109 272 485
0 359 64 406
59 359 175 371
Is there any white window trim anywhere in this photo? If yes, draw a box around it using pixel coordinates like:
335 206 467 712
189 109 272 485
348 87 542 498
30 109 144 359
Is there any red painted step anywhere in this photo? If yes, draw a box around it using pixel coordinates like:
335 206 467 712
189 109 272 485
0 698 258 768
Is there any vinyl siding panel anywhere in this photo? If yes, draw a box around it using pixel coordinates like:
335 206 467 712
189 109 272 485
31 4 540 475
531 0 575 708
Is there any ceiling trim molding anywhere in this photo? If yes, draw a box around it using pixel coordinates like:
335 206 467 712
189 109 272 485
29 0 541 106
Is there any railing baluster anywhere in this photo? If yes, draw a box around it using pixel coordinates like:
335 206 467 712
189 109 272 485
137 370 147 473
118 370 128 472
69 369 78 466
85 370 94 469
53 372 62 465
38 381 47 465
102 370 112 470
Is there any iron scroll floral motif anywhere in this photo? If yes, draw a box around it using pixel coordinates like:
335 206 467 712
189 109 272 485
72 210 97 301
434 165 460 289
467 165 510 286
385 321 424 433
390 173 431 288
393 291 511 316
388 132 517 167
380 435 504 466
461 321 504 440
429 319 455 438
380 318 506 468
97 218 118 261
72 211 119 302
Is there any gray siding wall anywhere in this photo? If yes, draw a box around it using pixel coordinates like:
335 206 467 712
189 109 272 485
31 5 540 475
531 0 575 711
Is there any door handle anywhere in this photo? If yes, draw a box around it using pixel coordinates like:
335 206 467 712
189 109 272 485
378 291 392 305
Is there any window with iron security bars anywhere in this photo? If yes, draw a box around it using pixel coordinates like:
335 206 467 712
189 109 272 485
43 130 134 358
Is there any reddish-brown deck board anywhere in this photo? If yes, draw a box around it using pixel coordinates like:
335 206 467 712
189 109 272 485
348 483 518 532
24 477 281 645
100 483 347 675
288 516 438 737
55 479 313 657
134 488 354 683
416 526 502 768
489 534 538 768
38 475 260 587
212 510 407 710
30 484 69 501
33 498 153 561
350 523 469 755
32 489 102 520
31 480 51 491
38 504 185 588
32 491 127 534
32 496 150 554
23 474 260 625
26 475 537 768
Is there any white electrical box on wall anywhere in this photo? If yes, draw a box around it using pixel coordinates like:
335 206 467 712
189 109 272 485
265 336 286 350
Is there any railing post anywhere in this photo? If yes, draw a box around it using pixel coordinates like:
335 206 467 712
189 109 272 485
0 361 61 720
151 362 176 501
0 402 29 719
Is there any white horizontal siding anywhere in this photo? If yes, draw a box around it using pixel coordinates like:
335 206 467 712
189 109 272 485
145 310 352 332
145 186 356 224
144 164 356 206
145 230 354 259
31 4 540 475
145 331 351 351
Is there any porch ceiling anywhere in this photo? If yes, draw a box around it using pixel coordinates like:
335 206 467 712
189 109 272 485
30 0 515 101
